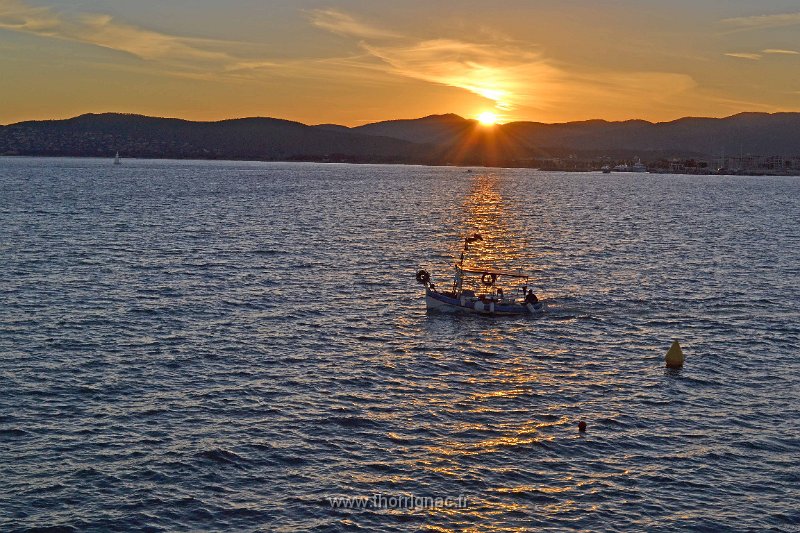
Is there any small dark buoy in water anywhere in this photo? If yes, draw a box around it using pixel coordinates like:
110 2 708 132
578 421 587 432
665 340 685 368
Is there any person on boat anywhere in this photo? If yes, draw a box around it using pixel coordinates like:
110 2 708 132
525 290 539 304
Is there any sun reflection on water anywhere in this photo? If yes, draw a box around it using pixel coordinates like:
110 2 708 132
454 173 539 300
405 172 604 527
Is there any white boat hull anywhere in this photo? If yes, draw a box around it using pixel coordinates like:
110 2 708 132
425 289 544 316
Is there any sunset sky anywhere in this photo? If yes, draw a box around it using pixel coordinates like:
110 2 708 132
2 0 800 125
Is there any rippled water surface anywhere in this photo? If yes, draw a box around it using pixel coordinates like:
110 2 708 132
1 157 799 532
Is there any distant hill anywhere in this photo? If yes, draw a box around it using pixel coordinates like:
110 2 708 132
2 111 799 165
497 113 800 156
353 113 477 144
0 113 420 163
356 112 800 162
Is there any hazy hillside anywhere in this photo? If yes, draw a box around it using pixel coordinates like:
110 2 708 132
509 113 800 155
363 113 800 158
353 114 477 144
0 113 420 162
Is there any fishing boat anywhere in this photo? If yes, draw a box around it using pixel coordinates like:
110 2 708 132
416 234 544 316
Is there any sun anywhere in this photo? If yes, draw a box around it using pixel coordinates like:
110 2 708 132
477 111 498 126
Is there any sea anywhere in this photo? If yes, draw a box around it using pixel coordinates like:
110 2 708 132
1 157 798 532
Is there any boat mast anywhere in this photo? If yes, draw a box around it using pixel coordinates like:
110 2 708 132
456 233 482 293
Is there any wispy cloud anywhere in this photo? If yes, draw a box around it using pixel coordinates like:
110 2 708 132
0 0 236 69
725 52 763 60
0 0 59 31
763 48 800 55
720 12 800 31
724 49 800 61
361 38 559 109
308 8 559 110
308 8 696 116
309 8 402 40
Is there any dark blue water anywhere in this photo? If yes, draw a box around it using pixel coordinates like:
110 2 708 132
1 157 799 531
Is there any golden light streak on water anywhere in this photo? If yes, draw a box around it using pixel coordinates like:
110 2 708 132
454 172 544 302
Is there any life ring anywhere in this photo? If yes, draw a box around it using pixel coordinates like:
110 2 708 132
481 272 496 286
416 269 431 284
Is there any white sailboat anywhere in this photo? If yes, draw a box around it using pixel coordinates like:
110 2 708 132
114 152 121 165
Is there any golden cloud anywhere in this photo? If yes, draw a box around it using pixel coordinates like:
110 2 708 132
725 52 763 60
309 8 402 40
0 0 233 68
309 8 697 118
720 12 800 30
763 48 800 55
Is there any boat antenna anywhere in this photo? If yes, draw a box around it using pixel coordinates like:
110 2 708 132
461 233 482 267
464 233 482 249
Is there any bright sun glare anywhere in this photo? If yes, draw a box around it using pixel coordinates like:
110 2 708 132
477 111 498 126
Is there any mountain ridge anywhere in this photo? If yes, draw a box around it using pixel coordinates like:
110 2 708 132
2 111 799 166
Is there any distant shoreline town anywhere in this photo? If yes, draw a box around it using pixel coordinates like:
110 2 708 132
2 112 799 176
533 154 800 176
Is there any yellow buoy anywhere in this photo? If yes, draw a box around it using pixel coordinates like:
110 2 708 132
665 340 685 368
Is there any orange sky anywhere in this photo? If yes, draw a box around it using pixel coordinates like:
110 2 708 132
1 0 800 125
